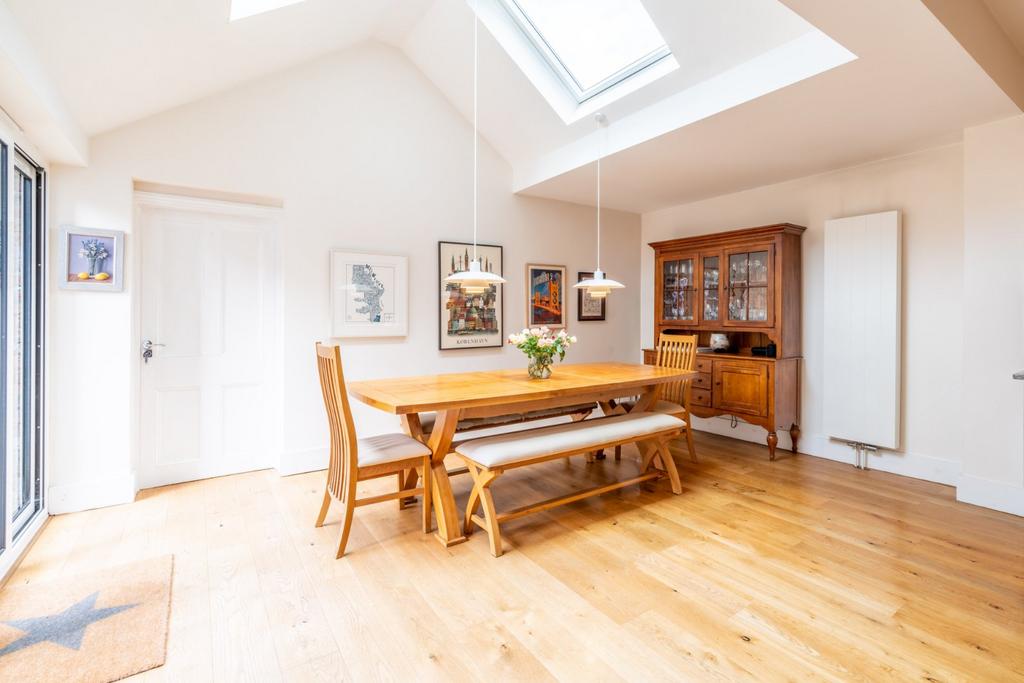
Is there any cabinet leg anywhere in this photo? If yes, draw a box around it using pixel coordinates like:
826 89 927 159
789 424 800 453
767 431 778 461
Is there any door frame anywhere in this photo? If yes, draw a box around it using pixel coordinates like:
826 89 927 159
131 191 283 490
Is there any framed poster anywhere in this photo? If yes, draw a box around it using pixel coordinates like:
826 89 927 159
577 271 607 321
330 250 408 337
59 226 125 291
526 263 566 329
439 241 503 350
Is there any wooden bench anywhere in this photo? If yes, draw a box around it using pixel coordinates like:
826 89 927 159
417 402 597 435
455 412 685 556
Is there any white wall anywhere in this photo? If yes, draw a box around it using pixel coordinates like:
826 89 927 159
959 114 1024 515
642 144 966 485
47 42 642 513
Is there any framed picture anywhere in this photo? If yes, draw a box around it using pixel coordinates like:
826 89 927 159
577 271 607 321
526 263 566 329
439 241 503 350
330 250 408 337
59 226 125 291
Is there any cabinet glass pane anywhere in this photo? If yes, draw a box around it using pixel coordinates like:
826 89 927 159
729 253 747 284
749 251 769 285
702 256 719 320
728 287 747 321
748 286 768 321
662 258 695 320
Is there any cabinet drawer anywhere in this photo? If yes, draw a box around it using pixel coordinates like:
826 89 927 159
692 372 713 390
690 388 711 407
712 360 769 416
695 357 713 374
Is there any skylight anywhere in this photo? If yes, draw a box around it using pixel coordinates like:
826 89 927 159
501 0 672 102
229 0 306 22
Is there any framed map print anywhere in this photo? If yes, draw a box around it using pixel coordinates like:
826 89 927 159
526 264 566 329
577 271 607 321
331 250 408 337
439 241 503 350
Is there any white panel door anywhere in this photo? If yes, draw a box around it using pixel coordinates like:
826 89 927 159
139 199 279 488
823 210 901 449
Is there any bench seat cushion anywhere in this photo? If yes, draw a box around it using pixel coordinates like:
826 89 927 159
456 412 683 469
419 402 596 434
358 433 431 468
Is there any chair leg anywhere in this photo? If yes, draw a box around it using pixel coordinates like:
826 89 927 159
399 468 419 509
315 490 331 528
657 439 683 494
420 460 432 534
684 424 698 463
335 497 356 559
614 445 622 461
396 471 407 510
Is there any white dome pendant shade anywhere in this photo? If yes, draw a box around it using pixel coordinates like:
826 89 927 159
574 113 625 299
444 0 506 293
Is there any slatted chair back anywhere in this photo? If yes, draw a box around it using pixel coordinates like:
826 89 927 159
655 333 698 406
316 343 359 505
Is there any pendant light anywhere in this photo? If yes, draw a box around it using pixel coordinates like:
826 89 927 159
444 0 506 295
574 113 625 299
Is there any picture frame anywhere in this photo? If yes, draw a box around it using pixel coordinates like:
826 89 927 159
438 241 503 350
59 226 125 292
330 250 408 338
526 263 566 329
577 271 607 321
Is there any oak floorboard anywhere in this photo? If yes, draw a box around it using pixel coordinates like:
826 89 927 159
9 431 1022 682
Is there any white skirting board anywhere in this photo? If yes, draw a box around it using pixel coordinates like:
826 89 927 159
48 471 137 514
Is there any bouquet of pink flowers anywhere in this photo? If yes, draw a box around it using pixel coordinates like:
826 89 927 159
507 327 577 379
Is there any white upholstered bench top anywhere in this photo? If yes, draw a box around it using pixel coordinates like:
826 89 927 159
456 412 684 468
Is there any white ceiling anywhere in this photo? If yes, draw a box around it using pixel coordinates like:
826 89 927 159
5 0 434 135
4 0 1021 213
515 0 1021 211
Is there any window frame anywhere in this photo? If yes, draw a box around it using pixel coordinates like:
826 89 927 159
499 0 672 103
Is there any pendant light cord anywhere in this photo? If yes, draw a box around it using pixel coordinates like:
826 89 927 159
472 0 479 263
596 152 601 271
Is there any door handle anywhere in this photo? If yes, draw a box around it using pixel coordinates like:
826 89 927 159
142 339 165 364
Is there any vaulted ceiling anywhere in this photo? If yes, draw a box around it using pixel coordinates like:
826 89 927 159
3 0 1021 213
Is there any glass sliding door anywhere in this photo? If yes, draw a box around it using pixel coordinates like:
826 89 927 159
9 150 43 537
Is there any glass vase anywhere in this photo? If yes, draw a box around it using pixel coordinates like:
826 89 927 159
527 357 552 379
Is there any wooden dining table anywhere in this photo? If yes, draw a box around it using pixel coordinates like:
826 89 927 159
347 361 697 547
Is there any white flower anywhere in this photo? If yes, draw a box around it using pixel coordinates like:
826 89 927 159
558 330 567 338
530 328 541 336
521 328 529 335
570 336 578 343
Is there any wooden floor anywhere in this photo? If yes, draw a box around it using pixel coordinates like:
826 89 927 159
10 433 1024 682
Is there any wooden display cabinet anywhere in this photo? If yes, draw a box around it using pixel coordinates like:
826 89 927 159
645 223 805 460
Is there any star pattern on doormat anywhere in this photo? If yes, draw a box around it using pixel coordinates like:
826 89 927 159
0 591 138 657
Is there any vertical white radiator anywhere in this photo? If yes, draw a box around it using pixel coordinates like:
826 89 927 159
823 210 902 450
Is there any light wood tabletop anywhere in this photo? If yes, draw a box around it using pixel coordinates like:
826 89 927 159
348 362 695 415
348 362 697 547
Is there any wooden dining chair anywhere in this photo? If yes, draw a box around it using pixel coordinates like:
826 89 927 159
614 333 699 463
314 343 433 558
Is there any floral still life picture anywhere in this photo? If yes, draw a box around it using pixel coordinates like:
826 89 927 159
59 227 125 291
330 251 408 338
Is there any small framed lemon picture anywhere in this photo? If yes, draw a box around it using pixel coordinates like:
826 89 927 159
59 226 125 292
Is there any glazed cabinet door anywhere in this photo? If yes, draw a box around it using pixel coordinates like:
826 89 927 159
658 253 697 323
713 360 769 416
724 245 774 326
